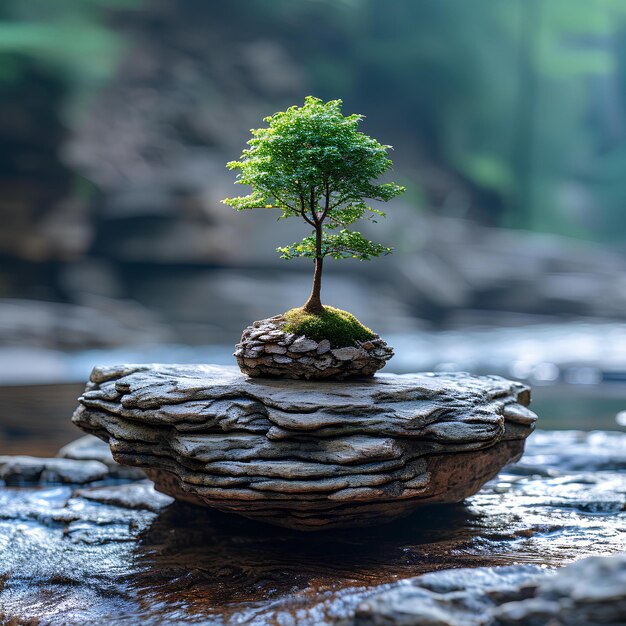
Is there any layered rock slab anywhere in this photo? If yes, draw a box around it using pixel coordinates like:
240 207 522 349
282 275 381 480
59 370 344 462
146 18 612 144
72 364 536 530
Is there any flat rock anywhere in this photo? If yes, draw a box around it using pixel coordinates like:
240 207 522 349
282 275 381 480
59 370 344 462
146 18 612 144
0 455 109 485
290 337 319 352
235 316 394 379
349 554 626 626
72 364 535 530
58 434 146 479
317 339 331 354
348 565 545 626
332 346 361 360
0 430 624 625
75 481 174 512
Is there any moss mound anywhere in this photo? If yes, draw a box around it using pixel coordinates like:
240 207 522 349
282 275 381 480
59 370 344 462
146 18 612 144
283 305 375 348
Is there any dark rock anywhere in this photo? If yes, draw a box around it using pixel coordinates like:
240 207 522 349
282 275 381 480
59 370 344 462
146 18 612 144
75 481 173 512
0 455 109 485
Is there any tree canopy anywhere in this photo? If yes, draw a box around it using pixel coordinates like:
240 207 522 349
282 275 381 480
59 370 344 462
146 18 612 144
223 96 404 312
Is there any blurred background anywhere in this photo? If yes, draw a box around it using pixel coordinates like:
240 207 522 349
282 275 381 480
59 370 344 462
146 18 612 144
1 0 626 454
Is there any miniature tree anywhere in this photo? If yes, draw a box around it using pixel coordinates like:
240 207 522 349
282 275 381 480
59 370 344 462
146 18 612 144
223 96 405 317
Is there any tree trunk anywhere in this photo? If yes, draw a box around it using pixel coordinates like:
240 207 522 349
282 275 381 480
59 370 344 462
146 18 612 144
303 226 324 314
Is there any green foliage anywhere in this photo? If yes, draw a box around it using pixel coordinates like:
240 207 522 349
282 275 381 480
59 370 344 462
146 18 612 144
283 305 375 347
223 96 404 261
278 229 391 260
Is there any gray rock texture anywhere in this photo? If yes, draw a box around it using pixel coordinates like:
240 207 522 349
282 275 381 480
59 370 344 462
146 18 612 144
0 454 109 485
234 315 394 380
58 434 146 480
72 363 536 530
348 554 626 626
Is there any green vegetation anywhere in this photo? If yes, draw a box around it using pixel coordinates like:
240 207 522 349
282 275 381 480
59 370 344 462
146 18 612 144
224 96 404 314
283 305 375 348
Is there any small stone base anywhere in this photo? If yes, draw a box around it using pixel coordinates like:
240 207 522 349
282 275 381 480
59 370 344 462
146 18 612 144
234 315 393 379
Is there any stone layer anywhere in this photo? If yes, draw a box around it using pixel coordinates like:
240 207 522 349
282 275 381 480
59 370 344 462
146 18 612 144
72 364 536 530
234 315 393 379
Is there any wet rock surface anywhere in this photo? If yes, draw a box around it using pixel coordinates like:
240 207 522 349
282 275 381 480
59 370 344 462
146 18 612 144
235 315 394 379
0 430 624 625
72 364 535 529
348 554 626 626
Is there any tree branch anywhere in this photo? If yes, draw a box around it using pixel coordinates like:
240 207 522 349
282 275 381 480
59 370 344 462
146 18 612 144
320 178 331 224
298 191 315 226
270 192 299 213
310 186 320 225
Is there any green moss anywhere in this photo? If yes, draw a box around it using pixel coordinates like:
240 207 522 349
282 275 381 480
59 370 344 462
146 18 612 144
283 305 375 348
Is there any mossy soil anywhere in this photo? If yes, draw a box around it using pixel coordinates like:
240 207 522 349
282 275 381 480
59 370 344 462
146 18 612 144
282 305 375 348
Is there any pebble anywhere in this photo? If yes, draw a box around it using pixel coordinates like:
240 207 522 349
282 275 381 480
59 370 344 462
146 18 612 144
265 344 287 354
317 339 331 354
273 355 293 364
331 347 359 361
290 337 319 353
